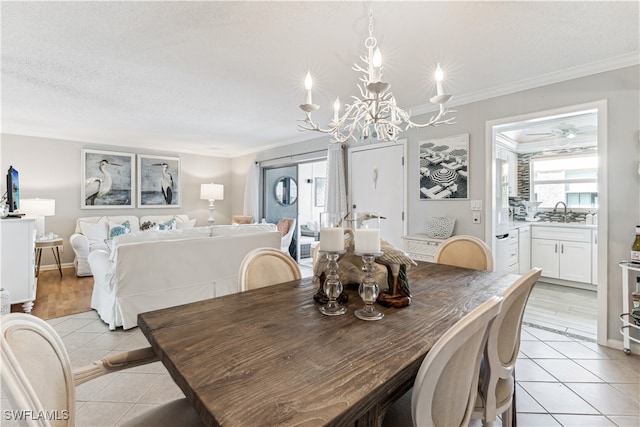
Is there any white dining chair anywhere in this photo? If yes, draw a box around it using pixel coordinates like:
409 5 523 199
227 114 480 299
0 313 203 427
434 235 494 271
383 295 503 427
471 267 542 427
238 247 302 292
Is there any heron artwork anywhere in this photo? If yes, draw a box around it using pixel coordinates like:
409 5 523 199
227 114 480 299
152 163 174 204
85 159 121 205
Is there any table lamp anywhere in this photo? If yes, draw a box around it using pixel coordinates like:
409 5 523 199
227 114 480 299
20 198 56 240
200 183 224 226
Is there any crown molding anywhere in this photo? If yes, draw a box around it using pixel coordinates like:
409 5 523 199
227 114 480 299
411 53 640 117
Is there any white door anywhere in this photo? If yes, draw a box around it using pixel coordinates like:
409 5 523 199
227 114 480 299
349 141 406 249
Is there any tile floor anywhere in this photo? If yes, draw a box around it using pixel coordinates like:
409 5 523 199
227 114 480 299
523 281 598 342
2 309 638 427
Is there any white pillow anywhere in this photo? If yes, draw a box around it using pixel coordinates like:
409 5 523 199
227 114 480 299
175 218 197 229
78 220 108 245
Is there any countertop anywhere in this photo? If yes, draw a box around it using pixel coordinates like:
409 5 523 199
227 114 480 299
508 220 597 230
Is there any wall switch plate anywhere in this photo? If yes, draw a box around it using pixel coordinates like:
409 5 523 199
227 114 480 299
471 200 482 211
472 212 482 224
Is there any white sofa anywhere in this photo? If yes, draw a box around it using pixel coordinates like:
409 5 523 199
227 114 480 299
88 224 281 329
70 214 194 276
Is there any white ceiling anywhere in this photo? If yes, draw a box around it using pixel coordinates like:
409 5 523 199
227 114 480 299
2 1 638 158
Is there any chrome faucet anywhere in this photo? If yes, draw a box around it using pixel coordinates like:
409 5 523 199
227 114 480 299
553 201 568 222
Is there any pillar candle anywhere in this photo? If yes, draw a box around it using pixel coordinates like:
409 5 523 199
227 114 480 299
355 228 380 253
320 227 344 252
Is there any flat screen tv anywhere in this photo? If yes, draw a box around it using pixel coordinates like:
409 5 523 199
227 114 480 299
7 166 19 212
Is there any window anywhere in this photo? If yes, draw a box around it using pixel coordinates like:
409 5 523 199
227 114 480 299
530 154 598 209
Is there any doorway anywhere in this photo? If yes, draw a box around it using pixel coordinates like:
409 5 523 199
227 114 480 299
262 159 327 264
263 165 298 257
485 100 608 344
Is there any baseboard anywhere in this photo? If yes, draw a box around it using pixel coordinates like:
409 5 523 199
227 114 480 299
38 262 74 271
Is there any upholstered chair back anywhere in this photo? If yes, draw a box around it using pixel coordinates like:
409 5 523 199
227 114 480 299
238 247 301 291
434 235 494 271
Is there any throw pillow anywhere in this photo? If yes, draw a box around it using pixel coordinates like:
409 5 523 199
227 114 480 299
276 220 290 237
158 219 175 230
78 220 109 245
140 221 159 231
109 220 132 238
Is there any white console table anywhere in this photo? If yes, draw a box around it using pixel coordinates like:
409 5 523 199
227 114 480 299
1 218 38 312
402 234 447 262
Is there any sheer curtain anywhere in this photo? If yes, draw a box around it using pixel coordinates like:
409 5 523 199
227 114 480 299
243 161 260 222
325 142 347 213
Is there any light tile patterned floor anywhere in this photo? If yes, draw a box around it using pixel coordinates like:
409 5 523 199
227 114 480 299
2 308 638 427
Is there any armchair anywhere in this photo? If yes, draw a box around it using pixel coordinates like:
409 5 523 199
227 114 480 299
277 217 297 253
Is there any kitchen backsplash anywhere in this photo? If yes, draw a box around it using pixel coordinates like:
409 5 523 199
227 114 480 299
509 196 597 223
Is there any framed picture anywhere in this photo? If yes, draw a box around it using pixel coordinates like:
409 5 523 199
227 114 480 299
81 149 134 209
418 133 469 200
314 177 326 207
137 154 180 208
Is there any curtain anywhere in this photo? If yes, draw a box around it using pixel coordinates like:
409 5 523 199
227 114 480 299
325 142 348 213
243 161 260 222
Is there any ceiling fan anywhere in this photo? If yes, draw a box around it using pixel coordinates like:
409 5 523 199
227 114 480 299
525 125 583 140
525 123 596 139
523 122 597 148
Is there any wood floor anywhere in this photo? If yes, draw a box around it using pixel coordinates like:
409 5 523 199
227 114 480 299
11 267 94 320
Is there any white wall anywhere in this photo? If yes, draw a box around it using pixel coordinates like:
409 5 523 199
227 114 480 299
1 134 233 266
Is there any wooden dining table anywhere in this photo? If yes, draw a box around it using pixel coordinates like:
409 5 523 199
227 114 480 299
137 261 519 427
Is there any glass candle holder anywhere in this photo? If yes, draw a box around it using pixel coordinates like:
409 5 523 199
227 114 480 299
354 253 384 321
318 212 347 316
354 212 384 321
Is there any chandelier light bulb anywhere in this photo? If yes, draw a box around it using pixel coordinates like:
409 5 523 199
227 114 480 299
373 48 382 81
333 97 341 122
435 63 444 96
304 71 313 104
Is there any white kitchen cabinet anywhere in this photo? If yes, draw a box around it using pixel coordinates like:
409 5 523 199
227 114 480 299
507 231 519 273
402 234 446 262
518 225 531 274
1 218 38 312
531 226 592 284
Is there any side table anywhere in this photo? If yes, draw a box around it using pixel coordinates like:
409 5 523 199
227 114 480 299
35 238 63 277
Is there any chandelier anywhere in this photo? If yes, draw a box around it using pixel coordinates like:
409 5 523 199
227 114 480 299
298 10 455 143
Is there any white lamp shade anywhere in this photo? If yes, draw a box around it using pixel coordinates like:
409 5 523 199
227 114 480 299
200 183 224 201
20 198 55 216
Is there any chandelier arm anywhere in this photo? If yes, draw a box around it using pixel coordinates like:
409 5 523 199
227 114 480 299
405 108 457 129
297 116 339 134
